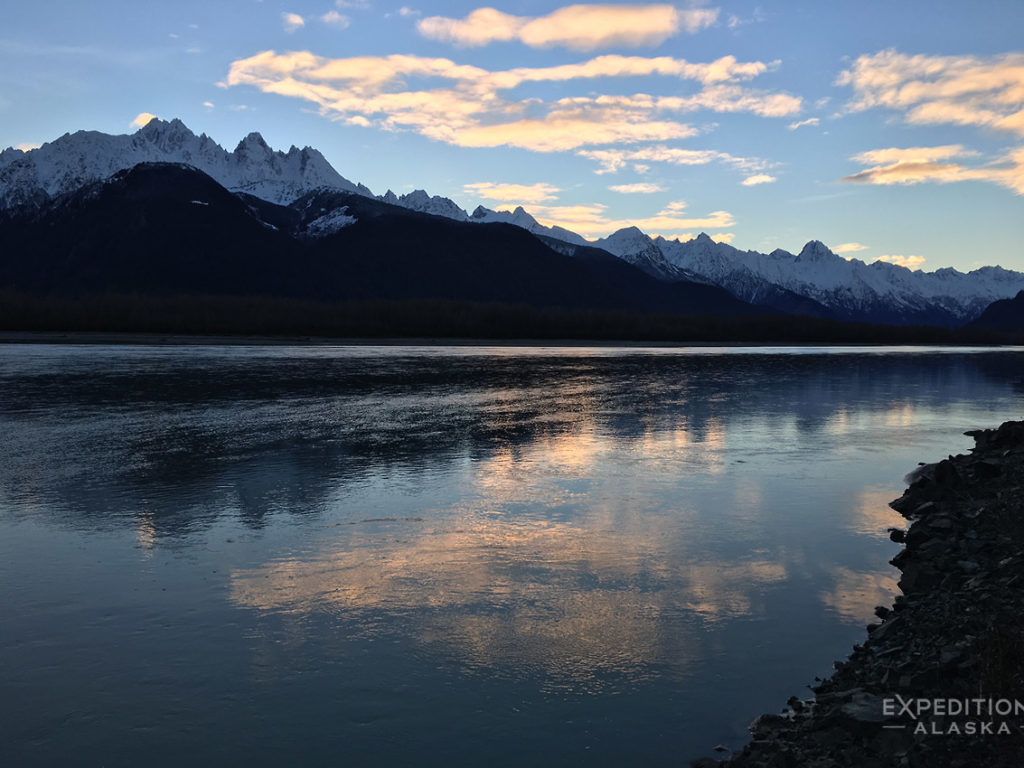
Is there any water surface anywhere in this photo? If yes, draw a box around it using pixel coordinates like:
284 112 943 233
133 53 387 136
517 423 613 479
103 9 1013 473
2 344 1023 765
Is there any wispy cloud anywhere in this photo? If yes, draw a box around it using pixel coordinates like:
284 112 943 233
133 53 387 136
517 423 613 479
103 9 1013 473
417 4 717 51
282 12 305 33
740 173 775 185
334 0 370 7
225 51 800 153
727 8 765 30
833 242 867 254
202 100 215 109
521 199 734 239
876 254 926 270
788 117 819 130
577 145 772 175
321 11 350 28
130 112 158 129
658 231 735 243
463 181 562 204
837 50 1024 136
842 145 1024 195
608 182 665 193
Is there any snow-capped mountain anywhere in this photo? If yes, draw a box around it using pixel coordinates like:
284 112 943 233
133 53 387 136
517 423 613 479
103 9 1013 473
377 193 591 250
641 232 1024 326
469 205 588 246
0 117 371 211
379 189 469 220
592 226 687 280
4 116 1022 327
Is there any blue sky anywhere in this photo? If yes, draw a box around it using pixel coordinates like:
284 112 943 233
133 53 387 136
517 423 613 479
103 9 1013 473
2 1 1023 271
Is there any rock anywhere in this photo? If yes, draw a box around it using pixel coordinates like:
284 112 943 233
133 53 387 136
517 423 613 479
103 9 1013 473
841 692 887 722
707 420 1024 767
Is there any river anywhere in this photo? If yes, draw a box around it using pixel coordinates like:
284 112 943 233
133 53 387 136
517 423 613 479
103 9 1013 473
2 344 1023 765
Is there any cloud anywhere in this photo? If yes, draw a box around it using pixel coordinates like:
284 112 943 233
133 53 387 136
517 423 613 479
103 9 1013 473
14 142 41 152
663 231 734 243
417 4 717 51
851 145 973 166
225 50 799 154
608 182 664 194
463 181 562 204
130 112 158 129
438 112 697 152
518 199 734 239
740 173 775 185
578 145 771 175
842 144 1024 195
788 117 819 130
727 9 765 30
202 101 215 108
335 0 369 7
837 50 1024 136
282 12 305 33
398 6 420 17
875 254 926 270
321 11 350 28
833 242 867 254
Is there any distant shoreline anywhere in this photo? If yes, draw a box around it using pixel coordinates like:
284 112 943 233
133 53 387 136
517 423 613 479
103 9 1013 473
2 330 1024 350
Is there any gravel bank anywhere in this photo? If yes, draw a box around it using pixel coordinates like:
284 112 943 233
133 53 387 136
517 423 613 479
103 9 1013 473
696 421 1024 768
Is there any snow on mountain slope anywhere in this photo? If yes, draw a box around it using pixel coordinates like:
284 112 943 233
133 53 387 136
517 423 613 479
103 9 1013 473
652 233 1024 325
469 205 588 246
0 118 371 211
380 189 469 220
5 116 1022 326
592 226 686 280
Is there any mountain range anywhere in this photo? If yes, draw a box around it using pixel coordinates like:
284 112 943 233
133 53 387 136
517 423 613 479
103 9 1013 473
2 117 1023 331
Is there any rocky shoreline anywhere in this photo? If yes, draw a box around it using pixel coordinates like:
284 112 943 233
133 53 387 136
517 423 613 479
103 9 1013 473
696 421 1024 767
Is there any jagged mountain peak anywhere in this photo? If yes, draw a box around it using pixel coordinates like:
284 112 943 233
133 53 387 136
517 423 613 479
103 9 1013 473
611 225 646 238
381 189 469 221
0 117 370 210
797 240 835 261
601 227 656 255
235 131 271 154
468 204 586 246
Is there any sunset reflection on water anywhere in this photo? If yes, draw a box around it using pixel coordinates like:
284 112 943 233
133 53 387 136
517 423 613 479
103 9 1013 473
3 344 1023 765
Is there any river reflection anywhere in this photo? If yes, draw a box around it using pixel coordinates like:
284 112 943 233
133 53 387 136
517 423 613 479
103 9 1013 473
1 345 1023 766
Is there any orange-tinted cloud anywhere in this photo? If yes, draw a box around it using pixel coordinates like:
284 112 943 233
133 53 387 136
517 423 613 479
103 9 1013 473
833 242 867 254
842 144 1024 195
225 50 800 153
876 254 926 270
463 181 562 204
838 50 1024 137
577 144 772 176
417 4 717 51
740 173 776 186
130 112 158 129
608 182 664 193
517 199 735 239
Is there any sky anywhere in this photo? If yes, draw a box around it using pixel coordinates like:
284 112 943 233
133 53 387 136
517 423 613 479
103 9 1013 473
2 1 1023 271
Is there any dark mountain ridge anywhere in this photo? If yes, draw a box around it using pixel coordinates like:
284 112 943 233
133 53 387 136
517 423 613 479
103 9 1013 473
0 162 763 319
